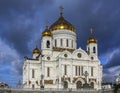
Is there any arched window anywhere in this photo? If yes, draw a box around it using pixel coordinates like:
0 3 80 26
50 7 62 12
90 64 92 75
81 66 83 76
75 66 77 76
46 40 50 48
91 67 93 76
60 39 62 46
47 67 50 77
66 39 69 47
88 47 90 54
32 84 34 89
76 81 82 89
64 65 67 75
79 66 80 76
32 69 35 78
93 47 96 53
71 40 73 48
55 39 57 47
90 82 94 88
63 81 68 89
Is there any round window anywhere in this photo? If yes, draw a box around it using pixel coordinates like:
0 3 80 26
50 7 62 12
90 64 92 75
77 53 81 58
64 54 68 57
91 57 94 60
47 57 50 60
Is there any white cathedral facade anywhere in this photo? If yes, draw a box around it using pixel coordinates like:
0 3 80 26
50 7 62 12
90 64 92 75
23 9 102 90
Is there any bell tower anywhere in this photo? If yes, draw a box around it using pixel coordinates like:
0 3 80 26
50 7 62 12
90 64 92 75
86 28 98 56
41 21 53 55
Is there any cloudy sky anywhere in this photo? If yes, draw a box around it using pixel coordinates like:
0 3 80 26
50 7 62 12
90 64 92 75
0 0 120 87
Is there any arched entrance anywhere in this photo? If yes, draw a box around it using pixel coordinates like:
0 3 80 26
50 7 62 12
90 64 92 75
76 81 82 89
90 82 94 88
63 81 68 89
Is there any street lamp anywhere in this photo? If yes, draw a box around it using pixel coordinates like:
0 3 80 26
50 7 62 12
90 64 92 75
83 71 90 89
83 71 89 84
40 54 44 89
41 74 44 89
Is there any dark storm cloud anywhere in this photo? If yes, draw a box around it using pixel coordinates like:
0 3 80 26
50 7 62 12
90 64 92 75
69 0 120 55
104 49 120 68
103 66 120 82
0 0 54 56
1 23 34 56
0 0 53 15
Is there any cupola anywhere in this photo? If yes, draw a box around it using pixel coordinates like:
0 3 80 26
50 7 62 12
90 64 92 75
87 28 97 44
49 6 76 32
32 46 40 54
42 21 52 37
87 36 97 44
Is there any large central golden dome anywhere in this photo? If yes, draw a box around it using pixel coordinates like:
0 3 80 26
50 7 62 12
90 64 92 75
49 15 76 32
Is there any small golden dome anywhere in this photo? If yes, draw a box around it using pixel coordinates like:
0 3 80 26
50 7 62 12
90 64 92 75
42 28 52 37
87 36 97 44
32 47 40 54
49 16 76 32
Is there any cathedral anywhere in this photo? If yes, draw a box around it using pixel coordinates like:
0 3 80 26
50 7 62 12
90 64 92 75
23 8 102 90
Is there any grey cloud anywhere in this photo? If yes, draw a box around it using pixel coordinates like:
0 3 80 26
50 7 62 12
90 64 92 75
103 66 120 82
104 50 120 69
11 60 23 75
0 22 34 56
0 0 55 56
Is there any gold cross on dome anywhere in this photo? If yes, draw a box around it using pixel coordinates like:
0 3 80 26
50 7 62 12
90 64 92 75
35 41 38 47
46 20 49 28
90 28 94 34
59 6 64 16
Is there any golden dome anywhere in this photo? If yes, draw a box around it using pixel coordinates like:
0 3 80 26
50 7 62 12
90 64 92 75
42 27 52 37
32 47 40 54
49 16 76 32
87 36 97 44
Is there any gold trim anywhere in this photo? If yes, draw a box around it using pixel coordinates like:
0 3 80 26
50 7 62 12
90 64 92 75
89 78 96 82
44 80 53 84
61 77 70 82
53 47 75 52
